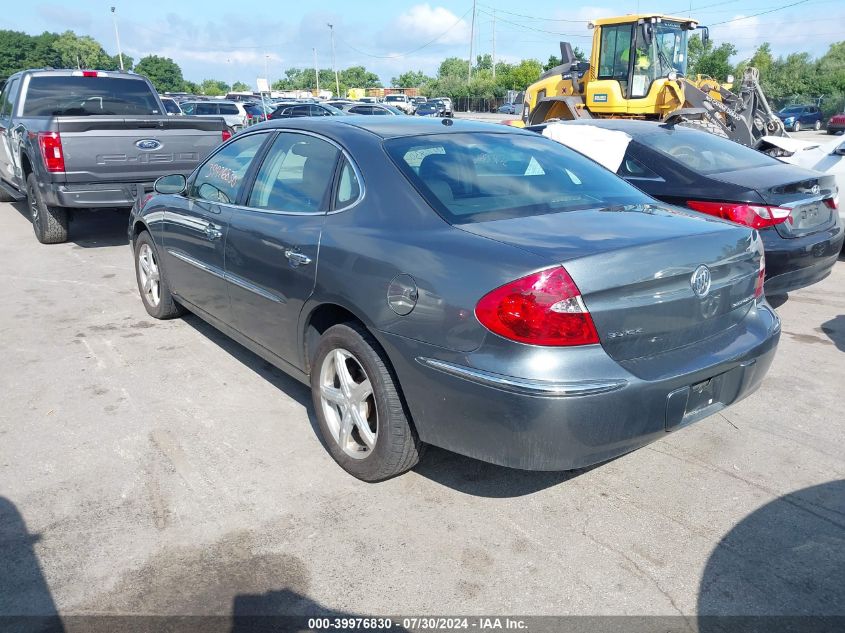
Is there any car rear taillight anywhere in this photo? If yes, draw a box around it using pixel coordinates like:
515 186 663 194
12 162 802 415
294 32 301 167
754 253 766 300
37 132 65 173
687 200 791 229
475 267 599 346
221 129 232 142
824 196 838 210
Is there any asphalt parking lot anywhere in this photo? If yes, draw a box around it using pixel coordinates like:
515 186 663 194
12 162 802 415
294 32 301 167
1 199 844 622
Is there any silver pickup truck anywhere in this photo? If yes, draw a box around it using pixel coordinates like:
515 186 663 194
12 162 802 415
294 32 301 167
0 69 230 243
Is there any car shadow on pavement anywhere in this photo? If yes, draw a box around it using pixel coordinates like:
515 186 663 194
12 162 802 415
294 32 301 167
180 314 320 436
765 294 789 309
820 315 845 352
10 202 129 248
0 497 64 633
413 446 595 497
697 480 845 630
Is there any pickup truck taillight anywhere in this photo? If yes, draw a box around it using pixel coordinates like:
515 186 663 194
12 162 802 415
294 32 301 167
221 129 232 142
38 132 65 173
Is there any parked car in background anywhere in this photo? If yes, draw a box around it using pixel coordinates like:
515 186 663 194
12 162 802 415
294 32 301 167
130 117 779 481
759 134 845 248
498 102 517 115
383 94 415 114
160 96 183 115
536 120 843 294
776 105 824 132
326 99 355 109
340 103 405 116
242 102 269 123
827 112 845 135
357 96 379 104
411 96 427 108
0 68 229 243
180 100 250 132
414 101 447 117
432 97 453 117
268 102 346 119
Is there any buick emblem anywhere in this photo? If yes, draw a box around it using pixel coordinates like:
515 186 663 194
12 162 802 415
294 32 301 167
691 265 712 298
135 139 162 151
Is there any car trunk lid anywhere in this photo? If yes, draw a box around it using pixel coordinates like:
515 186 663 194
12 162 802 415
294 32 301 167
458 204 761 362
709 164 837 239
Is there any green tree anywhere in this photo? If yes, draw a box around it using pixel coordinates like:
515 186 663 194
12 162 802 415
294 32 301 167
134 55 186 93
438 57 468 78
52 31 113 69
391 70 432 87
339 66 381 90
543 46 586 70
687 34 736 81
200 79 230 96
231 80 251 92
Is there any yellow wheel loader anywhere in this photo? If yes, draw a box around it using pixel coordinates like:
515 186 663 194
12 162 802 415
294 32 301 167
518 14 786 148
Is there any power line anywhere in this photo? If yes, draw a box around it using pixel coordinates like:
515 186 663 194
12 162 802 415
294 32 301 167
335 7 473 59
709 0 810 25
477 8 589 37
477 4 589 22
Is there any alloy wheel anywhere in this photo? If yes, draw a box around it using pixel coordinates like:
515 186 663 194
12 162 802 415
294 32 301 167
319 348 378 459
137 243 161 307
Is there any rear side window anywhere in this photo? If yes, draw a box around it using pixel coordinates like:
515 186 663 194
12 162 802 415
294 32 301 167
22 76 161 116
219 104 239 115
334 158 362 209
645 129 778 175
0 77 20 119
618 154 663 180
247 133 340 213
191 133 267 204
196 103 216 115
385 132 649 224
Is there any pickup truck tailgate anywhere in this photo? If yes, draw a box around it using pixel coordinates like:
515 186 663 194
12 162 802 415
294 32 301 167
56 117 225 184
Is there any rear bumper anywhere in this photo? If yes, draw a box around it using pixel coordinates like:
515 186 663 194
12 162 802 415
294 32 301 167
42 181 154 208
377 303 780 471
827 123 845 134
762 223 844 295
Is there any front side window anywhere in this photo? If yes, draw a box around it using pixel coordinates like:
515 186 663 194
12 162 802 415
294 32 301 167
191 133 267 204
247 133 340 212
385 132 649 224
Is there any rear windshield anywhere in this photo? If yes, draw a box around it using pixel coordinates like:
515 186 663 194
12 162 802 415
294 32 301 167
23 76 161 116
243 104 263 115
644 128 778 175
385 132 649 224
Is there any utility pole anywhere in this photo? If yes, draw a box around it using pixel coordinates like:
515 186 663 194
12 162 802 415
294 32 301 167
492 8 496 80
327 23 340 98
264 55 269 83
467 0 477 82
110 6 124 71
313 48 320 95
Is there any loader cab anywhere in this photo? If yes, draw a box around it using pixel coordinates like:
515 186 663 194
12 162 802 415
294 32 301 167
588 15 696 115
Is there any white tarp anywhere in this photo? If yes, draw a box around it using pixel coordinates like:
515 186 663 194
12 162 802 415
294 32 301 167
541 123 632 172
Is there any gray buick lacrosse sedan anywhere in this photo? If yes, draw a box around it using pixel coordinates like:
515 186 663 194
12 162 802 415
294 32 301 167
129 117 781 481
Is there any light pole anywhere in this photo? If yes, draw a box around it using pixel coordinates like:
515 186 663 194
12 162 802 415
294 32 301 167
313 48 320 95
110 6 124 71
327 23 340 98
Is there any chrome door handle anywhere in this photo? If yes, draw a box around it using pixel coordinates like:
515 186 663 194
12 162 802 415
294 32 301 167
204 225 223 240
284 249 312 266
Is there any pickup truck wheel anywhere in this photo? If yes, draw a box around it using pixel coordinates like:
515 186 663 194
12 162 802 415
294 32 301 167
311 323 424 481
26 173 68 244
134 231 184 320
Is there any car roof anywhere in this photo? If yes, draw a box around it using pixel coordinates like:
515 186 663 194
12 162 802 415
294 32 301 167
252 116 531 139
552 118 709 140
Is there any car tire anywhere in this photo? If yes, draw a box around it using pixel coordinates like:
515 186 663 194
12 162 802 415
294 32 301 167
26 173 68 244
814 120 821 131
133 230 184 320
793 121 801 132
311 322 424 481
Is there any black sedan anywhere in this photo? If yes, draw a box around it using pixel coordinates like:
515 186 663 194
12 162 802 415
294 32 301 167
536 120 843 296
268 102 346 119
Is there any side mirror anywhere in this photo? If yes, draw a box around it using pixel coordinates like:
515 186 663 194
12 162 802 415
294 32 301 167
154 174 187 195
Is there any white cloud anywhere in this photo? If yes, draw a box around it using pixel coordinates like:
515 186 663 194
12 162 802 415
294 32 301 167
383 4 470 47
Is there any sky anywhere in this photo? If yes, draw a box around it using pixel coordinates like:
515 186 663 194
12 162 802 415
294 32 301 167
4 0 844 86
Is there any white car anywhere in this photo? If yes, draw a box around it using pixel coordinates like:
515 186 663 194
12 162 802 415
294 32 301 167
760 135 845 226
179 100 250 131
383 94 415 114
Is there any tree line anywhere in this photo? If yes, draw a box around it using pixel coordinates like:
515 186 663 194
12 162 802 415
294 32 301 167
1 28 843 114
